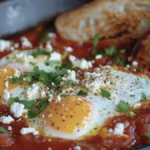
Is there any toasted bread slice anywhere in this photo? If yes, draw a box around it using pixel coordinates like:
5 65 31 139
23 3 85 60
132 31 150 68
55 0 150 42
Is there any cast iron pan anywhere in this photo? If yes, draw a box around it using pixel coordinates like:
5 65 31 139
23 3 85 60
0 0 150 149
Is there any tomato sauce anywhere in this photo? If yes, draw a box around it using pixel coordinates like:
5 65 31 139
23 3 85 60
0 27 150 150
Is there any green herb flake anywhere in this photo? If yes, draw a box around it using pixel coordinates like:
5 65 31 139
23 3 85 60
77 90 88 96
116 100 131 113
119 48 126 54
28 99 49 118
0 148 9 150
92 34 99 47
130 94 135 97
141 93 147 101
0 127 11 135
9 75 24 85
61 94 70 97
104 46 117 56
31 48 50 58
20 100 36 109
100 88 111 99
145 132 150 139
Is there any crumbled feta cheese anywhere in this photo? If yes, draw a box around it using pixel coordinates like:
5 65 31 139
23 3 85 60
0 115 14 124
41 91 46 97
73 146 81 150
49 52 62 61
64 46 73 52
46 43 53 52
20 127 39 135
69 55 92 69
14 69 20 77
26 84 39 100
8 126 12 130
113 123 124 135
62 69 77 82
48 33 56 38
133 103 141 108
95 54 102 59
3 89 10 102
126 64 130 68
3 68 7 73
20 36 32 48
5 81 9 88
57 95 61 101
10 102 27 118
0 40 11 52
132 61 138 67
14 43 19 48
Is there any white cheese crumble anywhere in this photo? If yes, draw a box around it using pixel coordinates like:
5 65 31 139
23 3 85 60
0 40 11 52
0 115 14 124
26 84 39 100
132 61 138 67
46 43 53 52
41 91 46 97
69 55 92 69
3 89 10 102
113 123 125 135
20 37 32 48
49 52 62 61
10 102 27 118
14 69 20 77
8 126 12 130
95 54 102 59
133 103 141 108
5 81 9 88
73 146 81 150
62 69 77 82
64 46 73 52
20 127 39 135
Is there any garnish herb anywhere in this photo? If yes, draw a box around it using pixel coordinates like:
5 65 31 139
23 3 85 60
141 93 147 101
100 88 111 99
130 94 135 97
77 90 88 96
92 34 100 56
0 148 8 150
31 48 50 58
116 100 131 113
61 94 70 97
0 126 11 135
9 75 24 85
93 34 99 48
28 99 49 118
8 97 36 109
144 132 150 139
104 46 128 66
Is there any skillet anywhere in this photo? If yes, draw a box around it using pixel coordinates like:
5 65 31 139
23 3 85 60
0 0 149 149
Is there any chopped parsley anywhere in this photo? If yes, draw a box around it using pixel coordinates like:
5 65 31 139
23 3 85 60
92 34 100 56
77 90 88 96
61 94 70 97
130 94 135 97
144 132 150 139
31 48 50 58
92 34 99 48
9 75 24 85
0 126 11 135
100 88 111 99
28 99 49 118
116 100 131 113
104 46 128 66
8 97 36 109
141 93 147 101
104 46 117 56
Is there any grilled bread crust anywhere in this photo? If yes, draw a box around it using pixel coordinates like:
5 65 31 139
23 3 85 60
55 0 150 42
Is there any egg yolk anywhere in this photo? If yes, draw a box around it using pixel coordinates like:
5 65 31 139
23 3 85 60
0 67 19 96
43 96 92 134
